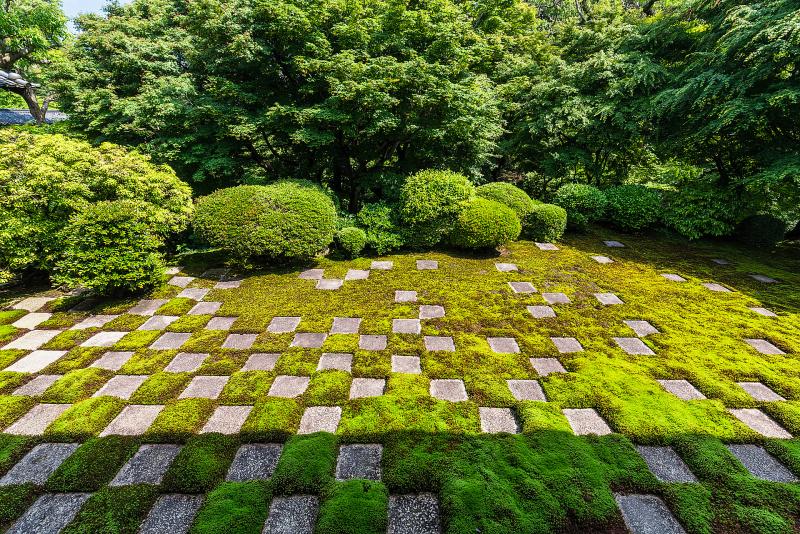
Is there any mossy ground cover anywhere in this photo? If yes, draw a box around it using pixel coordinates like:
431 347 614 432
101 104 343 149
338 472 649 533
0 229 798 533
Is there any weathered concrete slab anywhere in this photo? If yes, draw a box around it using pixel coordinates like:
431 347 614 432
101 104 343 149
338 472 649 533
291 333 327 348
744 338 785 355
269 375 310 398
615 494 686 534
371 261 393 270
0 443 80 486
393 319 421 335
11 297 55 313
81 331 127 348
91 351 134 371
495 263 518 272
100 404 163 436
388 493 441 534
188 302 222 315
530 357 566 376
359 335 387 351
595 293 623 305
350 378 385 399
336 444 382 481
150 332 191 350
702 282 731 293
416 260 438 270
592 255 613 264
728 408 791 438
298 406 341 434
604 240 625 248
419 305 445 319
488 337 519 354
636 445 697 483
226 443 283 481
12 375 62 396
201 405 252 434
206 317 237 330
168 276 195 288
4 350 67 373
318 353 353 372
479 407 519 434
613 337 655 355
263 495 319 534
749 307 777 317
177 288 210 301
535 243 559 251
93 375 148 399
507 379 546 401
128 299 169 316
330 317 361 334
179 375 229 399
737 382 785 402
138 315 180 330
624 320 659 337
430 379 468 402
4 330 62 350
527 305 556 318
165 352 207 373
110 444 182 486
345 269 370 281
424 336 455 352
551 337 583 353
5 404 71 435
563 408 612 435
508 282 536 294
316 279 343 290
7 493 91 534
215 280 241 289
299 269 324 280
661 273 686 282
139 494 204 534
392 355 421 374
657 379 706 400
222 333 257 350
726 444 798 482
70 314 119 329
12 313 52 330
542 292 570 304
395 291 417 303
750 274 777 283
241 353 280 371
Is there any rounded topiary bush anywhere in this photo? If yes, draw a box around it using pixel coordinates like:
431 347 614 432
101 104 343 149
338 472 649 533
193 180 337 265
523 203 567 242
449 198 521 250
736 214 787 248
336 227 367 258
53 201 164 296
475 182 537 220
604 184 662 232
552 183 607 230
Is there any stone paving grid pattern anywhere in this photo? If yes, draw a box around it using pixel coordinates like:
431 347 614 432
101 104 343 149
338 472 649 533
737 382 785 401
728 408 792 439
6 404 71 435
658 380 706 400
139 494 204 534
7 493 91 534
615 494 687 534
110 444 182 486
563 408 612 435
202 405 252 434
0 443 79 486
336 444 383 481
528 305 556 318
12 374 62 396
350 378 386 398
614 337 655 355
530 358 566 376
298 406 342 434
318 353 353 372
479 407 519 434
263 495 319 534
4 350 66 373
100 405 164 436
227 444 283 481
91 351 134 371
388 493 441 534
93 375 148 399
4 330 62 350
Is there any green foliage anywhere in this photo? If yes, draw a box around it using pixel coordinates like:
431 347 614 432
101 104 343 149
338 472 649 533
355 203 405 255
448 198 521 250
190 482 271 534
552 183 607 230
475 182 537 220
523 203 567 242
47 437 139 491
661 183 740 240
162 434 238 493
336 227 367 259
193 181 337 266
62 485 159 534
271 433 337 494
736 215 787 248
316 481 388 534
399 170 475 247
604 185 662 232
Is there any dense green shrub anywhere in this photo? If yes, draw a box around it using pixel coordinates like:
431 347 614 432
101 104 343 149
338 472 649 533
399 170 475 247
523 204 567 242
476 182 537 220
336 227 367 258
552 184 607 230
449 198 521 249
356 202 406 254
53 201 164 295
193 181 337 265
604 185 662 232
661 184 739 240
736 215 786 248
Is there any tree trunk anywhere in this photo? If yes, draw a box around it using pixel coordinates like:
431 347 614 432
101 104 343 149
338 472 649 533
8 85 47 124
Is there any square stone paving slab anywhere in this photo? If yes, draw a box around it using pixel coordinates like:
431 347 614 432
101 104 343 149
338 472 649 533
13 374 62 396
350 378 386 399
591 255 613 264
316 278 343 290
81 330 127 348
479 407 519 434
726 444 798 482
360 335 387 351
299 268 324 280
392 355 421 374
226 443 283 482
542 292 570 304
206 316 237 330
215 280 241 289
527 305 556 318
750 274 777 283
179 375 229 399
330 317 361 334
624 320 659 337
139 494 204 534
4 404 71 435
661 273 686 282
70 314 119 329
530 357 566 376
614 337 655 355
110 444 182 486
0 443 80 486
318 353 353 372
636 445 697 483
563 408 612 435
91 351 134 371
416 260 438 270
744 338 785 355
424 336 455 352
507 379 546 401
93 375 148 399
222 333 257 349
615 494 686 534
4 350 67 373
508 282 536 294
11 296 55 313
419 305 445 319
712 258 730 265
393 319 421 334
291 332 327 348
128 299 169 316
7 493 91 534
749 307 777 317
345 269 370 280
168 275 195 288
164 266 182 275
395 290 417 303
4 329 62 350
430 379 468 402
178 288 210 300
263 495 320 534
371 261 393 270
201 405 252 434
100 404 163 436
242 353 280 371
702 282 731 292
657 379 706 400
298 406 342 434
535 242 559 251
165 352 208 373
551 337 583 353
604 240 625 248
728 408 791 438
737 382 785 402
269 375 310 398
12 313 52 330
595 292 623 305
488 337 519 353
188 302 222 315
388 493 441 534
495 262 518 272
138 315 180 330
151 332 191 350
336 444 383 481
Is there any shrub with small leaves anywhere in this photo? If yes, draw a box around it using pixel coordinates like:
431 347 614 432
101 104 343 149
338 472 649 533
604 185 662 232
399 170 475 247
356 202 406 254
736 215 786 248
449 198 521 249
523 203 567 242
476 182 538 220
336 227 367 258
552 183 607 230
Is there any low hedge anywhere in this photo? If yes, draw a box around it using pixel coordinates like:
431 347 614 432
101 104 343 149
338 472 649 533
336 227 367 258
736 215 786 248
604 185 661 232
449 198 521 249
552 183 607 230
476 182 537 220
523 204 567 242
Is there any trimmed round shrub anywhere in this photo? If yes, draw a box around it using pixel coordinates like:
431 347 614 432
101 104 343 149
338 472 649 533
552 183 607 230
398 169 475 247
523 203 567 242
356 202 406 254
53 201 164 296
336 227 367 258
476 182 537 220
448 198 521 249
604 185 662 232
193 180 337 265
662 184 739 240
736 215 786 248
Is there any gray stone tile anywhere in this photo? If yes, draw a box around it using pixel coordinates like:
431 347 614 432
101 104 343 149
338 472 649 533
138 315 180 330
201 405 252 434
188 302 222 315
750 274 777 283
416 260 438 270
738 382 785 402
263 495 319 534
563 408 612 435
291 332 327 348
508 282 536 294
349 378 385 399
745 338 785 355
70 314 119 329
318 353 353 372
636 446 697 483
359 335 387 351
7 493 91 534
395 290 417 303
178 288 210 301
393 319 421 334
91 351 134 371
165 352 208 373
419 305 445 319
215 279 242 289
269 316 302 333
3 329 62 350
530 357 566 376
727 444 798 482
139 494 204 534
388 493 440 534
100 404 164 436
316 278 343 290
615 494 686 534
168 275 195 288
527 305 556 318
222 333 257 349
179 375 229 399
661 273 686 282
424 336 455 352
495 262 518 272
592 255 613 264
488 337 519 353
298 406 341 434
268 375 310 398
535 242 559 251
430 379 467 402
392 355 421 374
371 261 393 270
129 299 169 316
12 313 52 330
542 292 570 304
241 353 280 371
93 375 148 399
164 266 182 275
624 320 659 337
11 297 55 313
81 330 127 348
749 307 777 317
151 332 191 350
657 379 706 400
12 375 62 396
604 240 625 248
614 337 655 355
507 379 546 401
4 350 67 373
0 443 80 486
201 268 227 279
331 317 361 334
728 408 791 438
206 316 237 330
226 443 283 481
299 268 324 280
345 269 370 280
551 337 582 353
110 444 182 486
479 407 519 434
712 258 730 265
702 282 731 292
595 292 623 305
4 404 71 435
336 444 382 481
